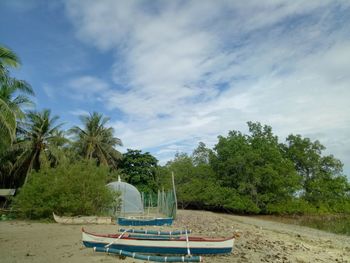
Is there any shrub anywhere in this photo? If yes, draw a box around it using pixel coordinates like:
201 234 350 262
13 161 119 219
266 198 318 215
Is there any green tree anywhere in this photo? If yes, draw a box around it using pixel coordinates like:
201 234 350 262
0 46 33 150
165 153 200 208
192 142 211 166
210 122 300 213
166 153 194 187
121 149 158 193
283 134 350 211
162 151 252 212
0 77 34 151
282 135 325 182
10 109 66 185
69 112 122 169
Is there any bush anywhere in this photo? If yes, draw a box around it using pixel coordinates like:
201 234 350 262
266 198 318 215
266 198 350 215
13 161 119 219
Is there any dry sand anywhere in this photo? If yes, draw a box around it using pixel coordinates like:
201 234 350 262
0 210 349 263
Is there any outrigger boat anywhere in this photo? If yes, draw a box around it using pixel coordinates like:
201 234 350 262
117 216 173 226
82 228 234 255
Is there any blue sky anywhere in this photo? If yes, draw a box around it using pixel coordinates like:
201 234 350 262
1 0 350 176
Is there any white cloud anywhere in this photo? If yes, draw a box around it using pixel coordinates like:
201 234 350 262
68 109 89 117
64 0 350 175
42 84 55 99
67 75 109 101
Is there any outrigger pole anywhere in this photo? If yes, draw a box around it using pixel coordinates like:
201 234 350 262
94 247 202 262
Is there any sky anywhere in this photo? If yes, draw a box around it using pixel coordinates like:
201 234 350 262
1 0 350 176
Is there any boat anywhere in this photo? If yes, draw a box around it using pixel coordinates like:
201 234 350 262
82 228 234 255
117 216 173 226
53 213 112 224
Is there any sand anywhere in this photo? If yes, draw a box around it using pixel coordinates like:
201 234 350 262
0 210 349 263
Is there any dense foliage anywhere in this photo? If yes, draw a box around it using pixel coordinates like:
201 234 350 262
211 122 300 213
162 123 350 214
13 161 118 219
282 134 350 212
120 149 158 193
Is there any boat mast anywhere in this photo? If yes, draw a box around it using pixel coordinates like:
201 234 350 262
171 171 178 219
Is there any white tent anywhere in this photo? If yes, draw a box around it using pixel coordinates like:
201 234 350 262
107 177 143 215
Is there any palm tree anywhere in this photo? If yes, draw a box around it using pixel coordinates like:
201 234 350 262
0 99 16 150
0 77 34 117
0 46 20 147
70 112 122 169
0 77 34 151
0 45 34 151
11 109 66 185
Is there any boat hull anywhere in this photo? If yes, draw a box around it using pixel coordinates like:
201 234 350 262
82 230 234 255
118 217 173 226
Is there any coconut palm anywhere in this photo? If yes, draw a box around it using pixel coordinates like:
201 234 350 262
11 109 66 185
0 46 34 151
0 77 34 150
70 112 122 169
0 46 20 148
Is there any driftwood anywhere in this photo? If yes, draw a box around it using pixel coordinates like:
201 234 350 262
53 213 113 224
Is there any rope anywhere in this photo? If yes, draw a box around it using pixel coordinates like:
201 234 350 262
105 228 129 248
185 230 191 256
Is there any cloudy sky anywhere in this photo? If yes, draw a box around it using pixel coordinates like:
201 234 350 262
1 0 350 175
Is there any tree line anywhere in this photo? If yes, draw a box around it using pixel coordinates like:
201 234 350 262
163 123 350 214
1 45 349 217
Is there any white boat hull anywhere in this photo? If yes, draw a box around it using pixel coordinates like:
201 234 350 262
82 230 234 255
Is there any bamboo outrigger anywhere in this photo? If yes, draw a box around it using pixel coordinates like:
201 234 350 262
94 247 202 262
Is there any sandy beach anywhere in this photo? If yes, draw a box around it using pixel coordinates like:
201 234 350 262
0 210 349 263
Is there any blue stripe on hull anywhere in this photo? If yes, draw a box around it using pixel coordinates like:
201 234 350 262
117 218 173 226
83 241 232 255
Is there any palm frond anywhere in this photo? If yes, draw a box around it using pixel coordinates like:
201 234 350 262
11 79 34 95
12 95 34 108
0 46 21 69
0 98 16 143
